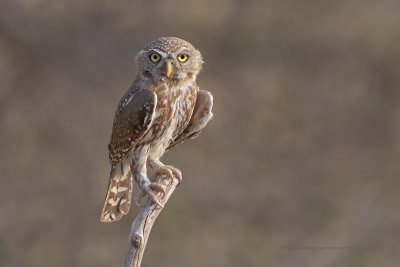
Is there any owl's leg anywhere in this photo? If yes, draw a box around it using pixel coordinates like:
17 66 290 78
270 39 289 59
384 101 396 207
132 145 165 208
148 159 183 185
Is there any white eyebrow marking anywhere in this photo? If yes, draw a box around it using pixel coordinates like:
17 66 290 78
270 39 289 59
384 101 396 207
172 47 189 56
150 49 168 57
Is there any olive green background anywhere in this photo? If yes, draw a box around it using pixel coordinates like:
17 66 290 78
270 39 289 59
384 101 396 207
1 0 399 266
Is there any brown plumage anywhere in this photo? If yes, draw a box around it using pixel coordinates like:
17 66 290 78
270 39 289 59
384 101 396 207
101 37 213 222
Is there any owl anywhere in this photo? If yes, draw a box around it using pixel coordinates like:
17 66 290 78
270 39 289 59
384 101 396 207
100 37 213 222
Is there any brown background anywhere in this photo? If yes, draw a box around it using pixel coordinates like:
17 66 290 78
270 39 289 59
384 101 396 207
1 0 399 266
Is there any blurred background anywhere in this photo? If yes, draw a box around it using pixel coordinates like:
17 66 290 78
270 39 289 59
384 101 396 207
1 0 399 266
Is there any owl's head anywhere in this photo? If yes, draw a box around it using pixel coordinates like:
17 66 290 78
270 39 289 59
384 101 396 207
136 37 203 83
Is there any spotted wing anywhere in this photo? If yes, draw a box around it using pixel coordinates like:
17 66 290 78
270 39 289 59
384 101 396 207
167 90 213 150
101 88 156 222
108 88 157 164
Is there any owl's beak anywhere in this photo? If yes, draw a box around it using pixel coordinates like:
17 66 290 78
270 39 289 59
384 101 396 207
166 61 173 78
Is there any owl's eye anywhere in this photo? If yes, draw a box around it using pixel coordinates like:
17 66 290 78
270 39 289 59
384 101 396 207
150 53 161 62
177 54 189 62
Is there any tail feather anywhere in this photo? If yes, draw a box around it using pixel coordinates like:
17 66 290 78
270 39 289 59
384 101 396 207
100 161 132 222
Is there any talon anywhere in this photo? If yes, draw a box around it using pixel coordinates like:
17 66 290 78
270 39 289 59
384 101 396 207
134 182 165 208
145 189 164 208
149 182 166 198
169 167 182 185
159 168 174 184
154 199 164 208
155 165 182 185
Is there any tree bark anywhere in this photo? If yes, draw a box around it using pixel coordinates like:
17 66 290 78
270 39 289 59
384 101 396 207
122 176 179 267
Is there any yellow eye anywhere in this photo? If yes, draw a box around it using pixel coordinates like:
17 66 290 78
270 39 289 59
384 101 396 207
177 54 189 62
150 53 161 62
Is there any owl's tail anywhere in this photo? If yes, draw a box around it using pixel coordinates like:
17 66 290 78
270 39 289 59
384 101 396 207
100 161 132 222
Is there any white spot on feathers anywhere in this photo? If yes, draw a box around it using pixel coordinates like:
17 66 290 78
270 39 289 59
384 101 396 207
118 186 128 192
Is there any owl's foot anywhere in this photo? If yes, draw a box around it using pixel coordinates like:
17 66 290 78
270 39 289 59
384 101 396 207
156 165 182 185
134 182 165 208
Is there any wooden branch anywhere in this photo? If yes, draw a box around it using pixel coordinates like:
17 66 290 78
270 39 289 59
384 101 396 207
122 176 179 267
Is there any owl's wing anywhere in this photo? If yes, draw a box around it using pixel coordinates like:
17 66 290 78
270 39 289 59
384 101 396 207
167 90 213 151
108 88 157 164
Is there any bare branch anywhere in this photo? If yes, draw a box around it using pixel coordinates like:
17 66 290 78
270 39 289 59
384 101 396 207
122 176 179 267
